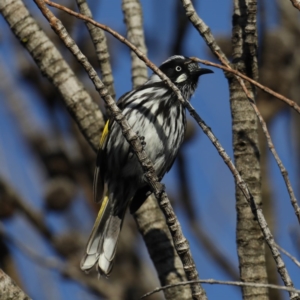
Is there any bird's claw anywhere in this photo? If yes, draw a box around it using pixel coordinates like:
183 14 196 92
137 131 146 150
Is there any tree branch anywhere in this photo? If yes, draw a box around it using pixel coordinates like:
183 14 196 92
0 0 105 152
37 2 299 299
0 269 31 300
34 1 206 298
76 0 116 100
141 279 300 299
122 0 148 88
179 2 298 299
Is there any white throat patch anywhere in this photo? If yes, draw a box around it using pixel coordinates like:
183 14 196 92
175 73 188 83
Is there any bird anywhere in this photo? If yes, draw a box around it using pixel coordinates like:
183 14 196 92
80 55 213 276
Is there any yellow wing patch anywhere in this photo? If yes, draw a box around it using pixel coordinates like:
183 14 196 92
96 195 109 223
100 120 110 149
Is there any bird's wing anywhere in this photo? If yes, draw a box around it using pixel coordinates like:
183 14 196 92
93 90 137 203
93 120 110 203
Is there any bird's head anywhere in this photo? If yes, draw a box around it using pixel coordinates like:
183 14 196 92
158 55 213 100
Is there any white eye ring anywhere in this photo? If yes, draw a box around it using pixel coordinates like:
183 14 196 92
175 66 182 72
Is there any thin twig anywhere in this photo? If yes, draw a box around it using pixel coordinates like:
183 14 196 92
36 1 206 299
194 56 300 224
180 0 229 63
276 244 300 268
45 0 300 116
179 2 299 297
190 58 300 115
141 279 300 299
40 1 298 297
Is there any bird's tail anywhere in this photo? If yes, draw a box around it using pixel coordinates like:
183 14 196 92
80 193 124 276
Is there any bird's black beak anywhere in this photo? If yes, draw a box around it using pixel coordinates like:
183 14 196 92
196 68 214 76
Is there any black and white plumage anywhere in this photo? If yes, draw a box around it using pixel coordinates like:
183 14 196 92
80 55 213 276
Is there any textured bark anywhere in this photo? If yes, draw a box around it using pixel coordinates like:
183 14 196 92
76 0 116 100
0 269 31 300
122 0 148 88
259 128 283 300
32 2 206 299
230 1 269 299
0 0 105 151
134 195 192 300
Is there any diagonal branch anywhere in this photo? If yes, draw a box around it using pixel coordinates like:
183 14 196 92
45 0 300 116
35 1 206 299
76 0 116 100
192 56 300 224
40 2 299 298
189 58 300 115
276 244 300 268
0 269 31 300
180 2 299 299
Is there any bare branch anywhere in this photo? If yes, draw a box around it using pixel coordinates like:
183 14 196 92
141 279 300 299
133 195 192 300
37 2 299 298
122 0 148 88
193 56 300 225
190 58 300 115
35 1 206 298
180 0 229 63
276 244 300 268
178 1 298 297
76 0 116 100
44 0 300 116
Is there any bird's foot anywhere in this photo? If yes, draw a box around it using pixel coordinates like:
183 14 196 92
137 131 146 150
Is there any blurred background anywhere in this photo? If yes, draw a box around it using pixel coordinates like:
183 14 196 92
0 0 300 299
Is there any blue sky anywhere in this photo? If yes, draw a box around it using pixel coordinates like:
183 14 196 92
0 0 299 299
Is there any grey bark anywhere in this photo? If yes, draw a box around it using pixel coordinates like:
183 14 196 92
230 1 269 299
0 269 31 300
1 1 206 299
134 195 192 300
76 0 116 100
122 0 148 88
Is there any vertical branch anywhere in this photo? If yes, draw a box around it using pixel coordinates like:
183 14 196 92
122 0 148 88
76 0 116 100
230 1 268 299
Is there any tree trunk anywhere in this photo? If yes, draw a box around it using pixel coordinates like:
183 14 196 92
230 0 269 299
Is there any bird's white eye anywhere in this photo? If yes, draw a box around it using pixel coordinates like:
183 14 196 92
175 66 182 72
